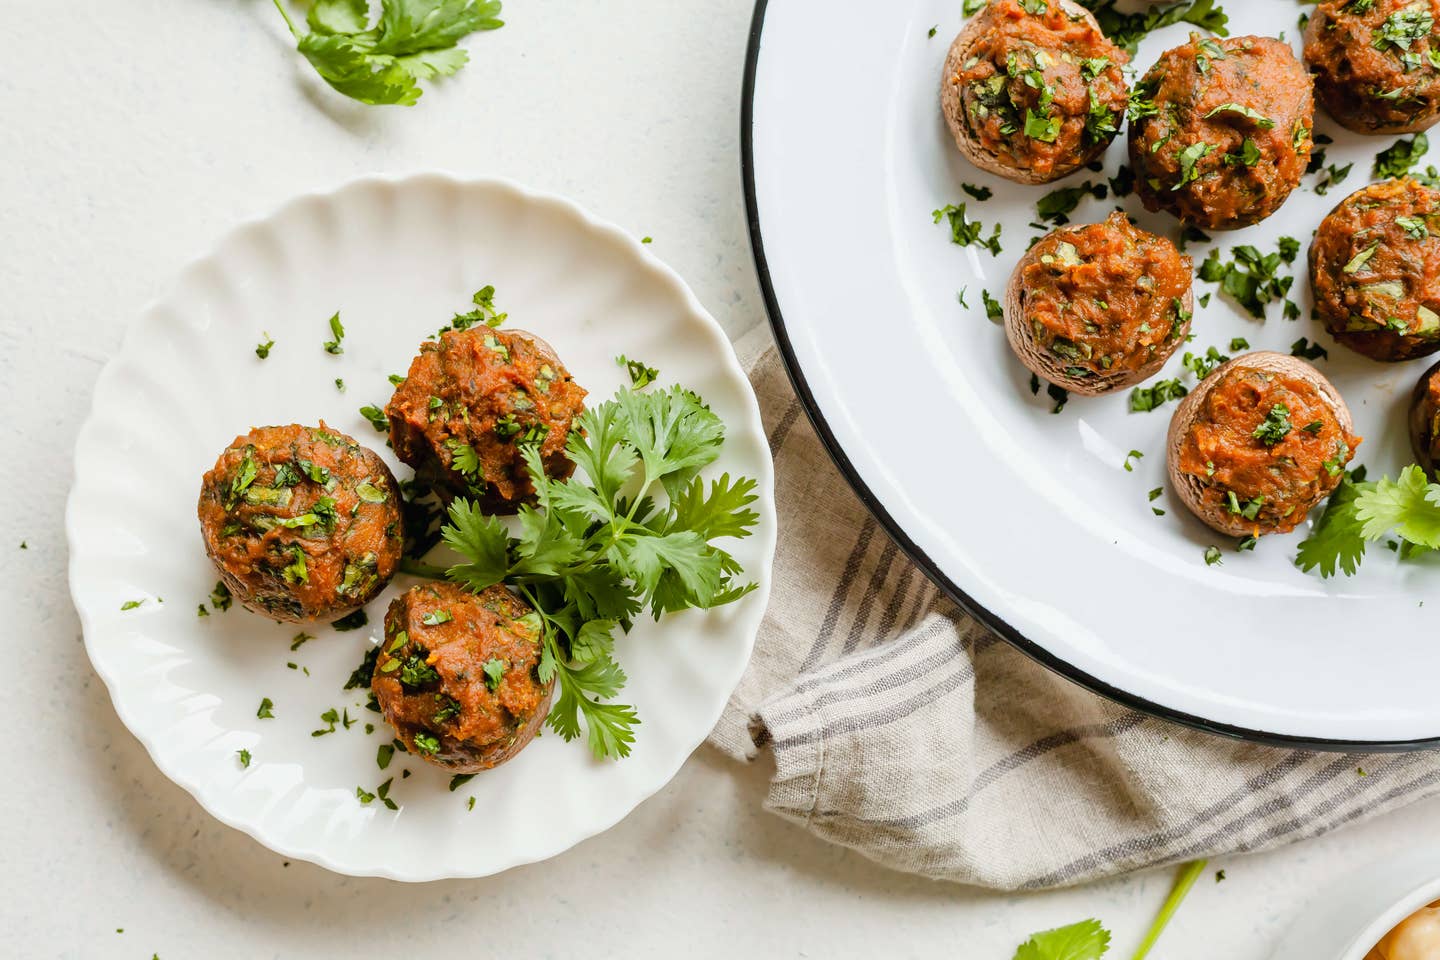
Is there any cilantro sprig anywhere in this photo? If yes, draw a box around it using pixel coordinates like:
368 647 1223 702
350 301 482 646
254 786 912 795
435 382 760 759
1295 465 1440 578
273 0 505 107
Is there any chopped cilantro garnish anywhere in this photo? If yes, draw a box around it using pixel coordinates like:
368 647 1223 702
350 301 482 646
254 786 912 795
1373 133 1430 179
441 285 508 337
932 203 1003 255
982 289 1004 324
1129 379 1188 412
616 354 660 388
1252 404 1292 447
256 697 275 719
237 749 252 768
1204 102 1274 128
332 609 369 632
961 183 993 202
1198 243 1296 319
1047 383 1069 414
1291 337 1328 361
322 311 345 355
1173 142 1215 190
1108 164 1135 197
1224 138 1262 168
1204 545 1223 566
1123 450 1143 472
1035 180 1108 225
120 599 144 611
1182 345 1229 380
1076 0 1229 55
358 404 389 433
312 707 341 737
1373 7 1434 56
1398 215 1430 239
255 334 275 359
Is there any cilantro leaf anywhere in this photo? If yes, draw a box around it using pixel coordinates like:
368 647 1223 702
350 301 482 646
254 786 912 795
1295 474 1370 578
1373 133 1430 180
277 0 504 107
1355 465 1440 548
1012 918 1111 960
666 473 760 542
308 0 369 34
613 385 727 499
441 499 511 591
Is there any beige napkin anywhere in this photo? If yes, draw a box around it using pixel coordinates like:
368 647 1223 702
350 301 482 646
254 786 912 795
707 325 1440 891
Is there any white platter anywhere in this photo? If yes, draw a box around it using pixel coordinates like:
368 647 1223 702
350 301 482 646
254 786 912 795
745 0 1440 747
66 174 776 879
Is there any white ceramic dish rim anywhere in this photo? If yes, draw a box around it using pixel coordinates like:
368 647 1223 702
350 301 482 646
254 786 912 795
65 171 778 880
1269 851 1440 960
1340 876 1440 960
740 0 1440 752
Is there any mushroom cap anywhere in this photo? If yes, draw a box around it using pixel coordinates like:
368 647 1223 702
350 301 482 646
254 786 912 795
1303 8 1440 135
939 0 1116 185
1165 351 1355 537
1409 358 1440 475
1003 222 1194 396
506 328 565 369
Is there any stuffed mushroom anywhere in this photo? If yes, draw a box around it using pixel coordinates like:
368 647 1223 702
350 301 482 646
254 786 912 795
1167 353 1360 538
1129 34 1314 229
372 582 553 773
1310 178 1440 362
197 423 403 622
387 327 587 513
1004 211 1194 395
1304 0 1440 135
940 0 1130 185
1409 359 1440 475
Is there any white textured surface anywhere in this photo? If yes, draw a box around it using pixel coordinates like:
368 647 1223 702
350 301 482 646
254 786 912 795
3 0 1439 957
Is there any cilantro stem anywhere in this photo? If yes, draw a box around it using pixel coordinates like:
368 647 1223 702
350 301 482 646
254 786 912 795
271 0 301 38
1131 859 1207 960
398 557 448 579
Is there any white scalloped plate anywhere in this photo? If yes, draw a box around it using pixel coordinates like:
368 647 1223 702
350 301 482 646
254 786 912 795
745 0 1440 746
66 174 776 880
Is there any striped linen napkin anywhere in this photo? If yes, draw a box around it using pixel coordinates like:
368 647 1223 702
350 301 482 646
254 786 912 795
707 325 1440 891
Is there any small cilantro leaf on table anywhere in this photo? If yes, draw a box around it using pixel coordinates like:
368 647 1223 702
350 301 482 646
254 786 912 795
274 0 505 107
1012 918 1111 960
